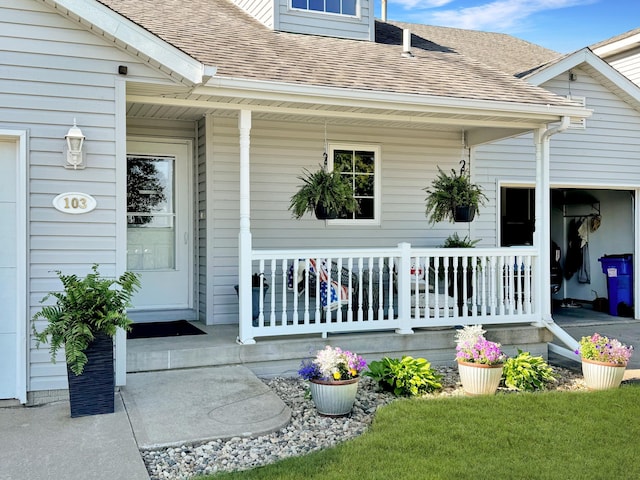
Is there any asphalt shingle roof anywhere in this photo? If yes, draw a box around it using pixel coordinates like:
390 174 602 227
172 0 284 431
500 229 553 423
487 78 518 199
97 0 576 107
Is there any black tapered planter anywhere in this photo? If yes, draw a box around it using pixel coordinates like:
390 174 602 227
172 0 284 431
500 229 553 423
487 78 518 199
454 205 476 222
66 332 114 417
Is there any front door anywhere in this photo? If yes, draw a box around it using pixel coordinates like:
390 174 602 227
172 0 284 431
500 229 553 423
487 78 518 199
126 140 192 315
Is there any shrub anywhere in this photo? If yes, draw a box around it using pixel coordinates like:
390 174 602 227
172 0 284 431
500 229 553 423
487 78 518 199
365 356 442 396
501 350 556 391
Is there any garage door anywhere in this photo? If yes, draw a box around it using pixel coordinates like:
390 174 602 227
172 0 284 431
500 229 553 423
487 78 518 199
0 139 19 400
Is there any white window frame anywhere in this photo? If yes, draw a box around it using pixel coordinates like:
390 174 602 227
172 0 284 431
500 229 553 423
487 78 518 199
290 0 360 18
327 143 381 226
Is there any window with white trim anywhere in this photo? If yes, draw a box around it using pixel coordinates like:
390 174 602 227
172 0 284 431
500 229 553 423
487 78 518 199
328 144 380 224
291 0 357 16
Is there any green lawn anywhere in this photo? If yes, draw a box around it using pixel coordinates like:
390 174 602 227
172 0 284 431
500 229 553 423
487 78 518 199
206 384 640 480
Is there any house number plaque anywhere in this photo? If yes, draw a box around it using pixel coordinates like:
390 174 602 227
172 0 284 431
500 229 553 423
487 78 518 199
52 192 97 214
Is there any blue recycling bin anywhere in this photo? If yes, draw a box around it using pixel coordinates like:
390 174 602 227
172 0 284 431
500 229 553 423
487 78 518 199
598 254 633 316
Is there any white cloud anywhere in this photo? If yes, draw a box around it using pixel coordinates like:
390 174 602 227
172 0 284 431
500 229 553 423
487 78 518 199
391 0 454 10
393 0 596 31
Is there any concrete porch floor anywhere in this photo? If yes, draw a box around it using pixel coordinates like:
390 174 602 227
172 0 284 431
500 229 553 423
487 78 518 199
127 302 640 376
127 322 554 377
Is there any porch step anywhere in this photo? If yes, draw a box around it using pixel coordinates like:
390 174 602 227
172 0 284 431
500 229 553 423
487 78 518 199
127 323 553 377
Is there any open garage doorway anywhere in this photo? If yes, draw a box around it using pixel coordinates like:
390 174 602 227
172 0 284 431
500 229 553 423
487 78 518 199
500 186 635 317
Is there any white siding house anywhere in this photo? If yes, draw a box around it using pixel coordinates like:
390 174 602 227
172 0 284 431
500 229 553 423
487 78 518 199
2 0 597 404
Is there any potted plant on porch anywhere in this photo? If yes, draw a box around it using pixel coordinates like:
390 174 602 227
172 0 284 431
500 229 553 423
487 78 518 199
234 273 269 327
32 264 140 417
424 167 487 223
440 233 479 314
289 166 359 220
455 324 506 395
576 333 633 390
298 345 367 416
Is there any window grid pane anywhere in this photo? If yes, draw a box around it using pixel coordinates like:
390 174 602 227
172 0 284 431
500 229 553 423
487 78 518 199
292 0 356 15
333 148 375 220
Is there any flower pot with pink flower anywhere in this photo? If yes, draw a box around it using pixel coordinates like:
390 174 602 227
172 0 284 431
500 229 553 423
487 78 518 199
455 324 506 395
576 333 633 390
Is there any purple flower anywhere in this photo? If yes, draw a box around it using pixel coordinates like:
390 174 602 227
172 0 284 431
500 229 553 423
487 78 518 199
298 359 321 380
455 327 506 365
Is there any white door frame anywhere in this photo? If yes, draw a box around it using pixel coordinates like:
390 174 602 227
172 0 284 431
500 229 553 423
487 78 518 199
0 130 27 403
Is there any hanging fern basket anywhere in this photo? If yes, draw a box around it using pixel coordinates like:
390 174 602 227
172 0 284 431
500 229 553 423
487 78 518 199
453 205 476 222
314 203 339 220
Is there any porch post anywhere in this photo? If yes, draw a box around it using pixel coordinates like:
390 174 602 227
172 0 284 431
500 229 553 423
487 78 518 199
238 110 255 344
396 242 414 334
533 128 551 324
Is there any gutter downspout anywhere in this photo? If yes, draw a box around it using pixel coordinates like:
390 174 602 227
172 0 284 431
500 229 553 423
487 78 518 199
535 116 579 358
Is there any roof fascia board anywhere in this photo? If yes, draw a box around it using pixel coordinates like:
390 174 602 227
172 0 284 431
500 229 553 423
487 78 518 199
525 49 591 85
527 48 640 106
47 0 207 84
593 34 640 58
126 94 548 129
200 77 591 120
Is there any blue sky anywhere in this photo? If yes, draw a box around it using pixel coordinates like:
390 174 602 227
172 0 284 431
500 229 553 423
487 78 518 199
381 0 640 53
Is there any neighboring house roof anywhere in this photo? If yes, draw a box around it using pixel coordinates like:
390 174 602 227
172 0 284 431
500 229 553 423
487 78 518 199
94 0 577 109
591 27 640 58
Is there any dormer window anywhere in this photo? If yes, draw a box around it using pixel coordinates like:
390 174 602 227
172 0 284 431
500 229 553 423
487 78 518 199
291 0 357 16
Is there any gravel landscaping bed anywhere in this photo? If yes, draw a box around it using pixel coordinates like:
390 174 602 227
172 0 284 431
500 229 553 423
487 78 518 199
141 365 587 480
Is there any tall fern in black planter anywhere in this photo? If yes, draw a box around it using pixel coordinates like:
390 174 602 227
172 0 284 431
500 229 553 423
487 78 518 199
424 167 487 223
289 166 359 220
33 265 140 417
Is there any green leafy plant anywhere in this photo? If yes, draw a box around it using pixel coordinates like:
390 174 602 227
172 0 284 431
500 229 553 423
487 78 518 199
442 232 480 248
501 349 556 391
289 166 359 219
365 356 442 396
424 167 487 224
32 265 140 375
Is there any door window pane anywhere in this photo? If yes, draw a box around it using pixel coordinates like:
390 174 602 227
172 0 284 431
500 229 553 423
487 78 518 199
127 155 176 270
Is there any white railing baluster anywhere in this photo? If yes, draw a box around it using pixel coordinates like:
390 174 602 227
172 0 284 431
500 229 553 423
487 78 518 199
269 259 276 326
388 256 395 320
281 259 288 326
524 256 532 314
357 257 364 322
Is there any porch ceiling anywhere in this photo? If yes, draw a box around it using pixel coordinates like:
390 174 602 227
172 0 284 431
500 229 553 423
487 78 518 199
125 81 584 144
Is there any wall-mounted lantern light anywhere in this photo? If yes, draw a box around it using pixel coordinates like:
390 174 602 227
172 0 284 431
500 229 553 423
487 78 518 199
64 119 85 169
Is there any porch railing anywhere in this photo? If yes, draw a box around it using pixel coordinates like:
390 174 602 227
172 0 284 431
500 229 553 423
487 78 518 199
238 243 537 343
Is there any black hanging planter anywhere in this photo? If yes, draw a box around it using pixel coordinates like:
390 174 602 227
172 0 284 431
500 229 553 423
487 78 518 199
314 204 338 220
454 205 476 222
66 333 114 418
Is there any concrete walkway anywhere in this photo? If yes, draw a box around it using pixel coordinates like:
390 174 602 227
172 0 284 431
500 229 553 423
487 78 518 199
0 365 290 480
0 394 149 480
1 316 638 480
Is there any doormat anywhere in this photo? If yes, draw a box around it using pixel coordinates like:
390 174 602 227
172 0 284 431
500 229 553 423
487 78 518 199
127 320 206 339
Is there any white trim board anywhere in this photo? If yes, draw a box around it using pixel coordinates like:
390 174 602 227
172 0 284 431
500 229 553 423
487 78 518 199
0 129 28 404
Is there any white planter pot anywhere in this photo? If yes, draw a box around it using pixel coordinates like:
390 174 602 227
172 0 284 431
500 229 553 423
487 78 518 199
457 361 503 395
582 358 627 390
310 378 359 416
